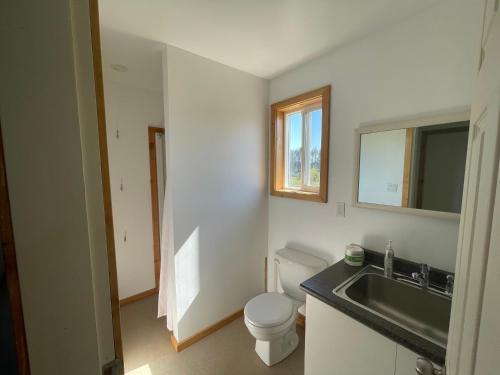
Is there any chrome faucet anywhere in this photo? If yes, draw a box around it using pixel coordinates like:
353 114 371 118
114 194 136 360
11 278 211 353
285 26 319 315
445 274 454 295
384 240 394 279
412 264 430 289
416 357 445 375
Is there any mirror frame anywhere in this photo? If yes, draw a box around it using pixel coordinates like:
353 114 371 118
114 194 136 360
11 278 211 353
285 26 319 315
353 108 470 220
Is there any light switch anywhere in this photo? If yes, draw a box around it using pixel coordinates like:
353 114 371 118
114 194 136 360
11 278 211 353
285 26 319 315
336 202 346 217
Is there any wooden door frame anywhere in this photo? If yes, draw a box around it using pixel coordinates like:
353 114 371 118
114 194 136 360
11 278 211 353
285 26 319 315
0 126 30 374
88 0 123 365
148 126 165 290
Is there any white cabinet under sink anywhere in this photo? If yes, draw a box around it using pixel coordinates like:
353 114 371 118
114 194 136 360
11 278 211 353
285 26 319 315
304 295 442 375
395 345 420 375
305 294 396 375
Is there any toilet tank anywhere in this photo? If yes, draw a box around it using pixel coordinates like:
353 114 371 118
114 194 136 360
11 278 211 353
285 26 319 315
275 248 328 302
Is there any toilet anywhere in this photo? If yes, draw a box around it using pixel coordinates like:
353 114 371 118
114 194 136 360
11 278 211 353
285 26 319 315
244 248 327 366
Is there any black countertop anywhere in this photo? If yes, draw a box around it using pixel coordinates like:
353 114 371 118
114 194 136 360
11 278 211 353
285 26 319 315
300 249 451 365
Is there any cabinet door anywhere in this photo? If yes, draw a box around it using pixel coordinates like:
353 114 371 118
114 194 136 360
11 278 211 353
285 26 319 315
395 344 442 375
305 295 397 375
447 1 500 374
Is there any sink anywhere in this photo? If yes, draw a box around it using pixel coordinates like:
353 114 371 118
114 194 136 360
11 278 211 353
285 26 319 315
333 265 451 348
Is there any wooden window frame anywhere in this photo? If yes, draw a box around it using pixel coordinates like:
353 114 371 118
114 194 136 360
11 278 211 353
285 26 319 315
270 85 331 203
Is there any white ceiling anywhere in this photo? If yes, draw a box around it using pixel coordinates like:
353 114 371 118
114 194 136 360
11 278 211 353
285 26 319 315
99 0 438 79
101 28 164 92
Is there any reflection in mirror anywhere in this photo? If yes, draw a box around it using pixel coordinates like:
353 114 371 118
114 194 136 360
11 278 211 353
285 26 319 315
357 121 469 214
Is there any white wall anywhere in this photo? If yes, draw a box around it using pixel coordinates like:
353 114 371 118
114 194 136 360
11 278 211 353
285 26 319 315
104 80 164 299
0 0 113 373
165 46 269 341
268 0 482 284
358 129 407 206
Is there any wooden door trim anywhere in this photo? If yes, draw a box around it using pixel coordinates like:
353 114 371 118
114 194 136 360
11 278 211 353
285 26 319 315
119 287 158 307
170 309 244 352
0 126 30 374
88 0 123 362
401 128 414 207
148 126 165 289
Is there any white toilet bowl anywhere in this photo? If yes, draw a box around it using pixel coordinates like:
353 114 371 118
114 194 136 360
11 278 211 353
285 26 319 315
244 292 300 366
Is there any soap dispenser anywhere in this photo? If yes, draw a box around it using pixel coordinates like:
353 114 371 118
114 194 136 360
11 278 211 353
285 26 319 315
384 240 394 278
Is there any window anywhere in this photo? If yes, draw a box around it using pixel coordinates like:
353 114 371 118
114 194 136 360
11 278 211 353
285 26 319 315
271 86 330 202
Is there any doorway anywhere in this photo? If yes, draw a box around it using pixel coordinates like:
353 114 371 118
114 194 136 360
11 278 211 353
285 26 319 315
0 126 30 374
148 126 166 290
93 3 170 370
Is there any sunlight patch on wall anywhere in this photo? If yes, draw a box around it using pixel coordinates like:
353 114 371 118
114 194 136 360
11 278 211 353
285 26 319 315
175 227 200 321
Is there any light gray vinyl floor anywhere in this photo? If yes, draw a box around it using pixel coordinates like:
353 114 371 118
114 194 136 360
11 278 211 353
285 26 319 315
120 295 305 375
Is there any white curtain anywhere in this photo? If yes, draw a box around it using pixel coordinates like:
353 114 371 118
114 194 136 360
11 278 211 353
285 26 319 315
157 135 176 331
157 46 176 330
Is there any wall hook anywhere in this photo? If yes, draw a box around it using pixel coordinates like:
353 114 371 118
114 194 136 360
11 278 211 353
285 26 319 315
116 129 120 139
120 178 124 192
124 231 127 242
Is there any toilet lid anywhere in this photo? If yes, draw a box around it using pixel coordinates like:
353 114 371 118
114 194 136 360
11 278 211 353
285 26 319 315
244 293 293 328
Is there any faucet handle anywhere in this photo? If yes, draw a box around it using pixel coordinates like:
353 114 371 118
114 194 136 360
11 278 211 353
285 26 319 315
412 264 430 289
446 274 454 294
413 264 429 279
421 264 430 274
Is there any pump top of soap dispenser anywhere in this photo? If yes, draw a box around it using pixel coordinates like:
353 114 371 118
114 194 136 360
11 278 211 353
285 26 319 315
386 240 393 251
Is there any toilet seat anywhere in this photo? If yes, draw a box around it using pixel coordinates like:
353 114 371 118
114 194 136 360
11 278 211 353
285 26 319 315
244 310 297 341
244 292 293 328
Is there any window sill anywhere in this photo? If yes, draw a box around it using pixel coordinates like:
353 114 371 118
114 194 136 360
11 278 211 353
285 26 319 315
271 188 327 203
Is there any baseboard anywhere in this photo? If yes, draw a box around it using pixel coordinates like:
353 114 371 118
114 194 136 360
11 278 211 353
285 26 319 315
296 313 306 328
119 287 158 307
170 309 244 352
102 358 124 375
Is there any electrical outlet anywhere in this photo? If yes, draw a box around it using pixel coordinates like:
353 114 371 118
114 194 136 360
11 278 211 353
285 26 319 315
387 183 398 193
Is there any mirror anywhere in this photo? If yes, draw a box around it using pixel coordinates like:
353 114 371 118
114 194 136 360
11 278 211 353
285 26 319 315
354 110 470 218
